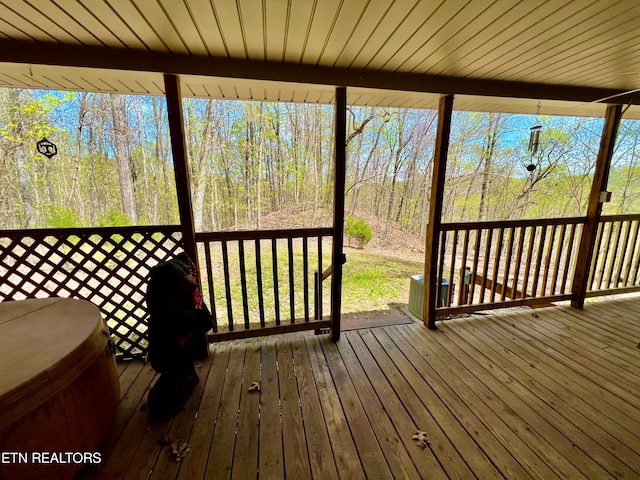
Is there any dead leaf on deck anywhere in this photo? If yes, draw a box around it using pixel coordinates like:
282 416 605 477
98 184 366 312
412 430 431 450
248 381 261 392
170 443 190 462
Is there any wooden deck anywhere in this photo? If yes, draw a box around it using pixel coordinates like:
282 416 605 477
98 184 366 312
79 295 640 479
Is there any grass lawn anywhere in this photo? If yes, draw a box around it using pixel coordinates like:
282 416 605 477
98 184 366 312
341 249 423 313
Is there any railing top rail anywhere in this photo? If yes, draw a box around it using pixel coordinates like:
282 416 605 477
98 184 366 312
196 227 334 242
599 213 640 222
0 224 182 239
441 216 586 232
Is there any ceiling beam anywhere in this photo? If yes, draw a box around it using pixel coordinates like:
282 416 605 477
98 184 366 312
0 40 637 105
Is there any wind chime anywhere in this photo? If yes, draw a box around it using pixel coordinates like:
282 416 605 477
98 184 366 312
526 102 542 173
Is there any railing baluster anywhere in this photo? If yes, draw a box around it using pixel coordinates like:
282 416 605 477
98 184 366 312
448 230 458 307
597 221 614 289
614 220 632 289
550 224 566 295
255 239 265 328
606 220 623 288
587 221 603 291
479 228 493 303
623 220 640 286
489 227 503 302
437 230 447 307
238 240 250 329
303 236 309 322
562 223 578 294
631 222 640 285
522 226 537 298
458 229 470 305
512 226 526 299
204 241 218 333
288 237 295 323
541 224 556 296
531 225 547 298
501 227 515 301
469 229 482 302
221 240 233 331
317 235 323 320
272 238 280 325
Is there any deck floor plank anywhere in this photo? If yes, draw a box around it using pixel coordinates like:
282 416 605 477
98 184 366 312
335 332 424 480
76 362 151 480
554 306 640 366
91 295 640 480
508 309 640 409
387 326 538 480
520 307 640 384
489 312 640 448
149 352 216 480
95 366 160 480
204 345 245 480
320 336 395 479
257 340 284 479
231 343 261 480
401 325 566 480
176 345 230 480
443 314 634 479
116 361 147 401
304 336 365 480
581 300 640 339
345 330 450 479
432 319 612 480
368 327 504 480
277 340 313 480
291 338 340 480
457 313 640 479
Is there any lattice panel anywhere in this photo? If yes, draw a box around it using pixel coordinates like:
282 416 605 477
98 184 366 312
0 226 183 359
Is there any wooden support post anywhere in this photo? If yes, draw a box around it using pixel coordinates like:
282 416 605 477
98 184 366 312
164 74 208 357
164 74 198 264
571 104 622 308
423 94 454 329
331 86 347 341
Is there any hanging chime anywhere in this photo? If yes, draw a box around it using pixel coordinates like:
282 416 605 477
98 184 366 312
526 125 541 172
526 102 542 172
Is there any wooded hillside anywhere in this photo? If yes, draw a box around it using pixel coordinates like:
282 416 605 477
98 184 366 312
1 88 639 235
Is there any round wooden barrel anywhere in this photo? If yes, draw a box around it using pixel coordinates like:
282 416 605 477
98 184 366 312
0 298 120 480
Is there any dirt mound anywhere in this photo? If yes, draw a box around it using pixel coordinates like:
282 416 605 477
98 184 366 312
260 203 333 229
259 204 425 261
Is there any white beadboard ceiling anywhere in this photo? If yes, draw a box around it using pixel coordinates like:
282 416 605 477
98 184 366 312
0 0 640 118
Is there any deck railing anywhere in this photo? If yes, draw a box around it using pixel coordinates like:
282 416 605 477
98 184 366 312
587 213 640 297
435 217 586 315
2 214 638 356
434 213 640 317
0 225 183 358
195 228 334 341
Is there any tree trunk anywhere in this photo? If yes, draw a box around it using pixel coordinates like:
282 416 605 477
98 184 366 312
109 94 137 223
68 92 89 216
478 113 501 221
8 90 35 228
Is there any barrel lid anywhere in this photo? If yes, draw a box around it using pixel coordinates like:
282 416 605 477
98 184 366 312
0 298 104 403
